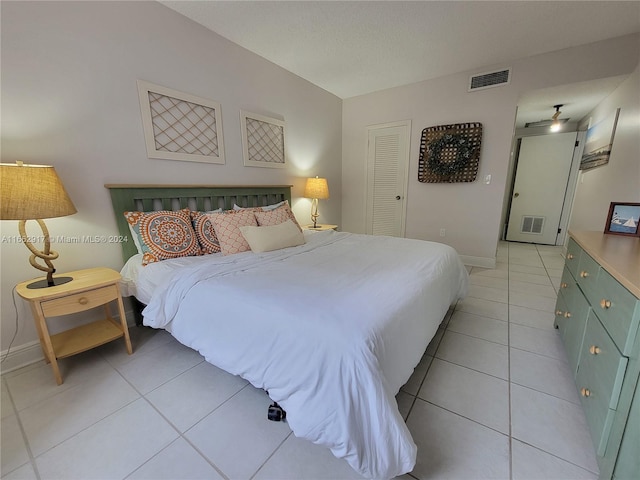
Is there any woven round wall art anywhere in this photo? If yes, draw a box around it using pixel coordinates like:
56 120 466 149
418 122 483 183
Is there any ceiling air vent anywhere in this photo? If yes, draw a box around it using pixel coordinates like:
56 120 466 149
468 68 511 92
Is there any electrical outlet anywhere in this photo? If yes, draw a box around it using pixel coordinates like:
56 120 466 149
440 228 446 237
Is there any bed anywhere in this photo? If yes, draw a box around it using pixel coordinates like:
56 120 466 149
106 184 469 479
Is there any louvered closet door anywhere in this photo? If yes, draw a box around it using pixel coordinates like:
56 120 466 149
366 121 410 237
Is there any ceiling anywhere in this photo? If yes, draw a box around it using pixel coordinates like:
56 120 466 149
161 1 640 124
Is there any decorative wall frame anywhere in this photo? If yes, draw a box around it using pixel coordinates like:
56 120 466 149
580 107 620 171
137 80 225 164
418 122 482 183
240 110 286 168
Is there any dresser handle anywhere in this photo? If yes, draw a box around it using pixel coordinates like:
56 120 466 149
560 282 568 289
564 311 572 318
589 345 601 355
580 271 589 278
580 387 591 398
567 254 574 260
600 299 611 309
556 310 564 316
78 297 89 305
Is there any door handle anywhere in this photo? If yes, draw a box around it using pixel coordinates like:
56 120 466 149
396 196 401 200
514 192 520 198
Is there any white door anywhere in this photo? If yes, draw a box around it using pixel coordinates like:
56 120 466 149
365 121 410 236
506 132 577 244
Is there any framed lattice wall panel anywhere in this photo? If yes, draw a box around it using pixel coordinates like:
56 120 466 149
418 122 482 183
137 80 225 164
240 110 286 168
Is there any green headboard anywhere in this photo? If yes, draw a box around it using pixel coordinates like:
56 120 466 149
105 184 293 263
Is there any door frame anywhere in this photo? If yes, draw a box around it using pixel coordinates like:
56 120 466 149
364 120 411 236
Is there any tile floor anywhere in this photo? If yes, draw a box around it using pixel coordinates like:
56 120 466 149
1 241 599 480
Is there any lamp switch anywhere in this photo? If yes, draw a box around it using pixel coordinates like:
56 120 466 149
484 174 492 184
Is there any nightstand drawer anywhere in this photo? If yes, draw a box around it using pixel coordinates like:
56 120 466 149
41 284 120 317
576 311 628 455
565 238 583 278
592 269 640 356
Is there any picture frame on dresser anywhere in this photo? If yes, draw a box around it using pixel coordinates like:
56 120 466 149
604 202 640 237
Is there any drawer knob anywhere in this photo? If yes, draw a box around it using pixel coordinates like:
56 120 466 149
589 345 601 355
567 254 574 260
560 282 568 289
600 299 611 309
556 310 564 317
580 271 589 278
580 387 591 398
78 297 89 305
564 311 572 318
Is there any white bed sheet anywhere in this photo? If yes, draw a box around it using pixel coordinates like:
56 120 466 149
128 230 468 479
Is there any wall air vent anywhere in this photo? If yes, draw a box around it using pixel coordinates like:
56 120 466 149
468 68 511 92
521 216 545 234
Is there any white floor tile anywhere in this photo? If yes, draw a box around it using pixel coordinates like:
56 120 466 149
115 338 204 394
435 331 509 380
508 263 548 276
512 439 598 479
446 311 508 345
509 279 557 298
254 434 363 480
509 305 557 331
99 327 174 366
35 398 178 480
509 271 552 286
395 391 414 421
400 353 433 395
1 414 30 476
511 384 599 473
455 297 509 321
468 267 508 279
425 328 444 357
418 359 509 434
127 438 225 480
510 348 580 404
146 361 248 432
1 380 14 419
407 399 509 479
468 284 509 303
1 461 37 480
509 291 557 312
20 369 140 456
468 273 508 290
510 324 567 362
185 385 291 479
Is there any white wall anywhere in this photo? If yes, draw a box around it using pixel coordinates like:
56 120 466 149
570 65 640 231
342 34 639 266
0 1 342 364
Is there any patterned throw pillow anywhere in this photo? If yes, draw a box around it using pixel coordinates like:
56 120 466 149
190 209 222 254
254 203 302 231
124 209 200 265
208 209 258 255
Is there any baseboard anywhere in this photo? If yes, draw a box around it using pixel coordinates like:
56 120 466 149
459 255 496 269
1 307 137 376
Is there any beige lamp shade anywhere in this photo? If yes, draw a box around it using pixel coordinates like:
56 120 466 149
0 162 77 220
303 176 329 200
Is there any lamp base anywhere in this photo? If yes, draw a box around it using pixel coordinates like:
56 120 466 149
26 276 73 289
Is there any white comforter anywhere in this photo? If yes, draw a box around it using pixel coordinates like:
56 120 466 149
142 231 468 479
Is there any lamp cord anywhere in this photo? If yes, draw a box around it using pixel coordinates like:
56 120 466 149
1 286 20 364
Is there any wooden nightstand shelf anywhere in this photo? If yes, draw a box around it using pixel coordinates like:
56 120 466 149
302 224 338 231
16 267 132 385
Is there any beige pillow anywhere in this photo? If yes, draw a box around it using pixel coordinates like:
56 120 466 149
239 219 305 253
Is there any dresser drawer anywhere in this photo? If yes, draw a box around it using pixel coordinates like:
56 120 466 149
592 268 640 356
565 238 583 279
556 267 590 376
576 311 628 456
576 251 601 301
41 284 120 317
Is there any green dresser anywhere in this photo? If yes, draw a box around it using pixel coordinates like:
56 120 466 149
554 231 640 480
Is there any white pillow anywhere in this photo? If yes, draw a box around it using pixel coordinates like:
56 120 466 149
239 219 305 253
233 200 286 211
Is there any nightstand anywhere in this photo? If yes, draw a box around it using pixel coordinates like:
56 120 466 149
16 267 132 385
302 224 338 231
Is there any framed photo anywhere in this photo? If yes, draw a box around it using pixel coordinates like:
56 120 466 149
604 202 640 236
240 110 285 168
137 80 225 164
580 108 620 171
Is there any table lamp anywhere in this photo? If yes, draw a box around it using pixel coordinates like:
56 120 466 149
303 176 329 229
0 161 77 288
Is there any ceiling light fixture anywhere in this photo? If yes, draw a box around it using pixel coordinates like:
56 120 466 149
550 104 563 132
